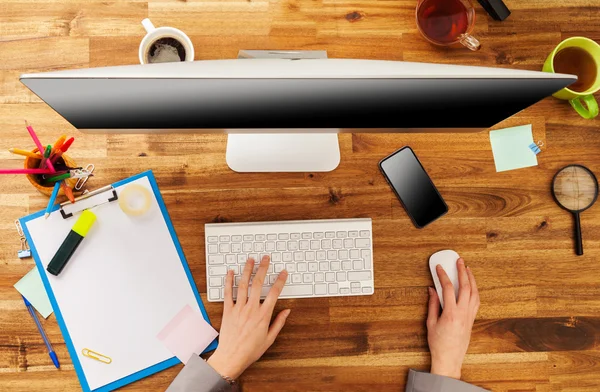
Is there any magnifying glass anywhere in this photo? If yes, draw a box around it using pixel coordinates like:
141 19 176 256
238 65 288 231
551 165 599 256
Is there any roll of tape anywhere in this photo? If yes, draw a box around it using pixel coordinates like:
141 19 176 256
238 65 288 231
119 184 152 216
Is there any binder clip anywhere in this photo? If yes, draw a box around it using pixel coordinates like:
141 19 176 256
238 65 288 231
529 141 543 155
60 185 118 219
15 220 31 259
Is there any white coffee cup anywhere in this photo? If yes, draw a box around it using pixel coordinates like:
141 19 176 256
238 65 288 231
139 18 194 64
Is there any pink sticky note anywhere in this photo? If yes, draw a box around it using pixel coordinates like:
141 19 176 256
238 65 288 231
157 304 218 364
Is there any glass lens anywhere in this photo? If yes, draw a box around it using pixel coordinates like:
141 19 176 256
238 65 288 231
553 165 598 211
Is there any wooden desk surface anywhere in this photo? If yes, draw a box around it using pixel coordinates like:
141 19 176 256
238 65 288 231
1 1 600 391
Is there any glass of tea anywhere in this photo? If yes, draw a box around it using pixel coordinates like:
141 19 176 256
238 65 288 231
416 0 481 51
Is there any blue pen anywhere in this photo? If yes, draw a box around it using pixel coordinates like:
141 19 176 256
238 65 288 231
45 181 61 220
22 295 60 368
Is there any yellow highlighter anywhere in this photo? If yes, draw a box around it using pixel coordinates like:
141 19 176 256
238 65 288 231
47 210 96 276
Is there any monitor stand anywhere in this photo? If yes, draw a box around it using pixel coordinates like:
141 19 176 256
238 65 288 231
225 50 340 173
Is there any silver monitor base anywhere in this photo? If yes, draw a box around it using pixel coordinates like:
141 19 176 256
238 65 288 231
226 133 341 173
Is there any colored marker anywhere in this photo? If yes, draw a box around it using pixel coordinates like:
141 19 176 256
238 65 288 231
8 148 43 159
22 295 60 368
25 120 56 173
0 168 55 175
52 134 67 153
45 182 61 219
40 144 52 169
47 210 96 276
61 181 75 203
50 137 74 164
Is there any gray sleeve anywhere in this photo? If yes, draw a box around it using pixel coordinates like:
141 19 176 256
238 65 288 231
405 369 489 392
166 355 237 392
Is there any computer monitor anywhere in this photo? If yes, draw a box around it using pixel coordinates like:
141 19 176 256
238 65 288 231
20 59 575 172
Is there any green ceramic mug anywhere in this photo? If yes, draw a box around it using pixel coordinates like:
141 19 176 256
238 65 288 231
543 37 600 119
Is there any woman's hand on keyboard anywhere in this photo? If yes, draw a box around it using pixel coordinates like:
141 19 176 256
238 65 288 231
207 255 290 380
427 258 480 380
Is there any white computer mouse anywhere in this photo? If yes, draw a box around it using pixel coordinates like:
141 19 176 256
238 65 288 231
429 250 460 308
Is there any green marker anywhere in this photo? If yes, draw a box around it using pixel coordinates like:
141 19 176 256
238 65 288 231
46 172 71 182
47 210 96 276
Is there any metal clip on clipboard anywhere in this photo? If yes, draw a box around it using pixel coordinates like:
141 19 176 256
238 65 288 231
60 185 118 219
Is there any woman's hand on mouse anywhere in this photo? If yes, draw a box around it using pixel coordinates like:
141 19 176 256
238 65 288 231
207 256 290 380
427 258 480 380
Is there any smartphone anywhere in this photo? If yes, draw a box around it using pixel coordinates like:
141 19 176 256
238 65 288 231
379 146 448 228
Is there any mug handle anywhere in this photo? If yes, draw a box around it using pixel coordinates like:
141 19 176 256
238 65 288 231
459 34 481 51
569 95 599 119
141 18 156 34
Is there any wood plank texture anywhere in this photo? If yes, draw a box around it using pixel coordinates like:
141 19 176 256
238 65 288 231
1 0 600 390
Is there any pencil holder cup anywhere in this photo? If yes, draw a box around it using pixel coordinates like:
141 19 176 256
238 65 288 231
24 148 78 197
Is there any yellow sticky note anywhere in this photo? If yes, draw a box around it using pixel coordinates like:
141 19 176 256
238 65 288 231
489 125 538 172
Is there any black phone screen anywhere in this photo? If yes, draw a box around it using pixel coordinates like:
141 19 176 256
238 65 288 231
379 147 448 228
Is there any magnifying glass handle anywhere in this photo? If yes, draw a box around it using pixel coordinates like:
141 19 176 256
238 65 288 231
573 212 583 256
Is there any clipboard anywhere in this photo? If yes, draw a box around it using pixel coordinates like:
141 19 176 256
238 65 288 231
20 171 217 392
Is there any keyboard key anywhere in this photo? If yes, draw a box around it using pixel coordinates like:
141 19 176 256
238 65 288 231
234 276 241 286
355 238 371 248
319 261 329 271
359 230 370 238
232 235 242 242
243 243 252 252
350 249 360 259
288 241 299 251
231 243 242 253
351 287 361 294
243 235 254 241
337 272 346 281
276 241 286 251
310 240 321 250
238 254 247 263
255 234 266 241
315 283 327 295
267 234 277 240
325 231 335 238
291 233 301 240
292 274 302 283
314 232 324 239
350 282 360 288
286 275 291 284
209 277 222 287
325 272 335 282
302 232 312 239
348 231 359 238
315 272 324 282
283 252 293 262
285 263 296 273
269 274 278 284
265 242 275 251
305 251 315 261
207 236 218 243
248 253 258 261
303 274 313 283
209 255 224 264
208 244 218 254
362 287 373 294
348 271 372 281
299 240 310 250
338 249 349 259
330 261 341 271
254 242 264 252
271 252 282 262
260 253 271 262
209 288 220 299
332 239 343 249
228 265 239 275
342 260 352 270
322 239 332 249
294 252 304 261
340 287 350 294
274 263 284 273
328 283 339 294
336 231 347 238
297 263 307 272
308 262 318 272
219 235 230 242
327 250 338 260
278 233 289 240
219 243 231 253
226 255 236 264
316 251 327 261
209 265 227 275
343 238 354 248
353 259 363 270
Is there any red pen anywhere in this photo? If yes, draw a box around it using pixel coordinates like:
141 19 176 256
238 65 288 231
50 137 74 164
25 120 56 173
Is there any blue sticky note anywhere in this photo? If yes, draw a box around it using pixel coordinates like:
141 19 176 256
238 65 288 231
489 125 538 172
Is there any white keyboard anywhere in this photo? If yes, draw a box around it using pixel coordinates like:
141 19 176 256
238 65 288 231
205 218 374 302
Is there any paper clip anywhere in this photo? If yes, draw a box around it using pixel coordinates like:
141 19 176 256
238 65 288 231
82 348 112 364
75 164 95 191
529 141 542 155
